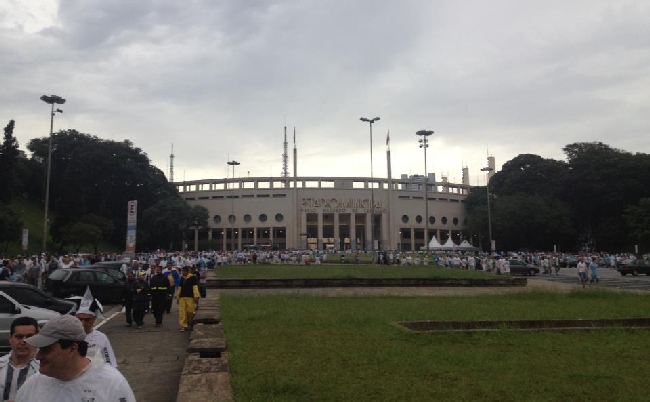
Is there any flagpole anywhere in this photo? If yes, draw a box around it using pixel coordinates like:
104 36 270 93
386 130 393 251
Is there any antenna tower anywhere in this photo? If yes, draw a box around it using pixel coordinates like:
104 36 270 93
169 144 175 182
282 123 289 178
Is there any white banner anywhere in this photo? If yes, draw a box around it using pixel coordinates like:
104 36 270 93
126 200 137 253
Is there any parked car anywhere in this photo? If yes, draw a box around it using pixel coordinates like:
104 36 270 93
507 260 540 276
45 268 125 304
0 282 75 315
617 259 650 276
561 256 579 268
88 262 127 281
0 291 60 353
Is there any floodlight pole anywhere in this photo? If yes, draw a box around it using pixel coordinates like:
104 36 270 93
40 95 66 253
417 130 434 255
360 117 380 260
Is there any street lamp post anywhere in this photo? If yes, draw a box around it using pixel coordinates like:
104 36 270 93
227 160 240 251
481 166 494 252
40 95 66 253
360 117 380 259
416 130 434 255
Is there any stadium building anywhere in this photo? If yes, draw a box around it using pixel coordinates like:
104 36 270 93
174 134 495 251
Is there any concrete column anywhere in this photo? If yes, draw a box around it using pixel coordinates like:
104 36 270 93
270 227 274 249
350 213 356 251
380 211 388 250
222 229 227 252
208 230 213 241
333 213 340 251
365 212 372 251
253 226 257 245
317 212 324 250
301 212 307 248
410 228 415 252
237 228 242 250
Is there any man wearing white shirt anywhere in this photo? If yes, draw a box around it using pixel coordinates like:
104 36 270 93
15 315 135 402
0 317 40 401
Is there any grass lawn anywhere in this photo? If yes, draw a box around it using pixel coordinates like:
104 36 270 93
214 264 494 280
220 290 650 402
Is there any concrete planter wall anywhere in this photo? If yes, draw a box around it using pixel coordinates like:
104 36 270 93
206 277 527 289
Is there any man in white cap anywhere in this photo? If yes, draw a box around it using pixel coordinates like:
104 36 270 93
69 287 118 368
15 314 135 401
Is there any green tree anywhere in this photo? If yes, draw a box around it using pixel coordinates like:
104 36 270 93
27 130 178 246
489 154 570 200
624 198 650 252
491 194 575 251
79 214 115 253
0 204 23 251
140 196 194 250
59 222 103 253
0 120 20 203
562 142 650 251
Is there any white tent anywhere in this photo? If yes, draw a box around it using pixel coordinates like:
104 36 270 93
442 237 457 248
457 240 479 251
427 236 443 248
420 236 456 251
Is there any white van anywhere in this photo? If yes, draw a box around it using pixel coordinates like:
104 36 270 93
0 291 61 353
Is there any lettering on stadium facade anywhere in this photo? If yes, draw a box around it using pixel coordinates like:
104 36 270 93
300 197 383 214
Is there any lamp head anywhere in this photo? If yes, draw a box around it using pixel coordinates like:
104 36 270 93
40 95 66 105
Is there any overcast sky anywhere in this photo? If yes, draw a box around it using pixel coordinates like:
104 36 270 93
2 0 649 185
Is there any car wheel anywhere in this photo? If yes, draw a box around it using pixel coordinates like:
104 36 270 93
528 269 536 276
620 272 627 276
632 270 639 276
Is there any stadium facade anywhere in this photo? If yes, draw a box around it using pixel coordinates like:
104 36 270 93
174 138 495 251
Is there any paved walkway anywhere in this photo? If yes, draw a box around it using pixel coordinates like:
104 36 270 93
99 302 189 402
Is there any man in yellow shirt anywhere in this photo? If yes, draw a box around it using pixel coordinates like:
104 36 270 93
176 265 199 332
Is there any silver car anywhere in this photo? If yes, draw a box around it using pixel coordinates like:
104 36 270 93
0 291 61 353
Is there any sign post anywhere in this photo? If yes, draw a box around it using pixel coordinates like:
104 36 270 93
125 200 137 256
21 229 28 251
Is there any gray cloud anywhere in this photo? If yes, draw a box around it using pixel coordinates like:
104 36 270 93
1 0 648 183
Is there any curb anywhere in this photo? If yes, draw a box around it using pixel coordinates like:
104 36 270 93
176 292 232 402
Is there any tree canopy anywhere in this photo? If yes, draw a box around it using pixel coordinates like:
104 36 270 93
0 120 20 203
467 142 650 253
25 130 183 251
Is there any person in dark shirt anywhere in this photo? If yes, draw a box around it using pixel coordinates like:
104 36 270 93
148 265 170 327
